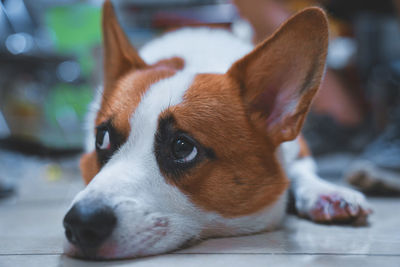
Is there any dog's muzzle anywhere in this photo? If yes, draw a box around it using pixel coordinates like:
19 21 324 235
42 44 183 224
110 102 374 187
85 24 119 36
63 201 116 256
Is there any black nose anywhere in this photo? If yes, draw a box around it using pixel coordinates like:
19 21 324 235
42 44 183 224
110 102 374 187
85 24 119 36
63 202 117 249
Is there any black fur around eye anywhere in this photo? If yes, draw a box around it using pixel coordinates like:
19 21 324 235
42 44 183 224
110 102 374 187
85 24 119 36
154 114 215 179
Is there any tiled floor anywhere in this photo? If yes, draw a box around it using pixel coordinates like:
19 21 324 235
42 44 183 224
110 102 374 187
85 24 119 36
1 150 399 267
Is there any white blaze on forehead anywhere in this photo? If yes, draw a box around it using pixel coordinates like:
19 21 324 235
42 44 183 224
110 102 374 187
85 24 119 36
128 71 195 146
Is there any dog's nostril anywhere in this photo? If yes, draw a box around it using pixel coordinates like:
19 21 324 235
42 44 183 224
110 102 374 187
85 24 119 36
63 202 117 249
65 227 76 244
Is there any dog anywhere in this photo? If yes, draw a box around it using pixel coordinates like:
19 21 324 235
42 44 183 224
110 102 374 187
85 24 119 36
63 1 372 259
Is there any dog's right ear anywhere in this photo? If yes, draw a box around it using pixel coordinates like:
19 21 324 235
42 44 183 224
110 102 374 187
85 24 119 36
102 0 147 96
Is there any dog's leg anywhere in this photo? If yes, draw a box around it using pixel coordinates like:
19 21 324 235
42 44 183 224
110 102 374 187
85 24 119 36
288 156 372 223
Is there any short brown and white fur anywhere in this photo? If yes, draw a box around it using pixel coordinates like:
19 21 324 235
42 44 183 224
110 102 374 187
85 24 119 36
63 1 371 260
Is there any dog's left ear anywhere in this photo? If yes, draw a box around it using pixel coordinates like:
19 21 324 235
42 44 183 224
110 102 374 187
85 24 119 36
102 0 147 97
228 8 328 146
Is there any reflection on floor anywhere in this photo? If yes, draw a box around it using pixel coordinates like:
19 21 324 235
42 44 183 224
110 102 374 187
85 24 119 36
0 150 399 267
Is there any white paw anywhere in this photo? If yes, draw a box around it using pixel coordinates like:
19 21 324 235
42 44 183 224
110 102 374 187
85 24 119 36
294 182 372 224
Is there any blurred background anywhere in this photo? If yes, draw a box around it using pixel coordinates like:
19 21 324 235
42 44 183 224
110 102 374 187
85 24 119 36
1 0 400 197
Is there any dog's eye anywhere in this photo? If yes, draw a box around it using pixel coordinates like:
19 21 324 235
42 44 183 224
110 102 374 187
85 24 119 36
155 115 216 178
94 121 126 166
172 136 198 163
96 128 111 150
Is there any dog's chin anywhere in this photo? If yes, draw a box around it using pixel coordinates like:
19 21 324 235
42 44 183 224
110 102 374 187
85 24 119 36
64 241 122 260
63 237 193 260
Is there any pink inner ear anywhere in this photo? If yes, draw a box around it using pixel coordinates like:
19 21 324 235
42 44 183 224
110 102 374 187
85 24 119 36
250 63 302 127
252 84 279 118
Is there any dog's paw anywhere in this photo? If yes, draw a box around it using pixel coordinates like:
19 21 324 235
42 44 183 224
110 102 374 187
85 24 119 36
295 184 372 224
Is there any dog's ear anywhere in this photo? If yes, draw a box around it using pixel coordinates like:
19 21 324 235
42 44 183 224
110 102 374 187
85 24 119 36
102 0 146 96
228 8 328 146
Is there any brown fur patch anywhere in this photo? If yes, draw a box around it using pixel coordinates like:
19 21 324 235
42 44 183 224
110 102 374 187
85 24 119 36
80 152 100 185
298 134 312 158
164 74 289 217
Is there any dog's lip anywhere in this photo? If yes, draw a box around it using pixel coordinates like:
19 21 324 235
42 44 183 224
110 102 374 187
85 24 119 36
63 239 118 260
64 230 179 260
63 231 165 260
63 216 180 260
64 234 194 260
64 247 116 261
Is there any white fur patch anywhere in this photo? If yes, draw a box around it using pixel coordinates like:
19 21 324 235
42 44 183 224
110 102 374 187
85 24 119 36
140 27 253 74
287 156 371 219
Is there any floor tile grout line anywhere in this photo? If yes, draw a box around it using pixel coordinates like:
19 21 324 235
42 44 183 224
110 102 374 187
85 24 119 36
175 252 400 257
0 200 71 207
0 253 62 256
1 252 400 257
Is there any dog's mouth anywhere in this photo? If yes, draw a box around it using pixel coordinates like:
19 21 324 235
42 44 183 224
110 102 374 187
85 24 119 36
64 233 200 260
63 241 106 260
65 239 131 260
63 226 190 260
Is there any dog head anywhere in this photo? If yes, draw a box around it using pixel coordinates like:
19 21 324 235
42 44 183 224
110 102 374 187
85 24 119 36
63 1 328 259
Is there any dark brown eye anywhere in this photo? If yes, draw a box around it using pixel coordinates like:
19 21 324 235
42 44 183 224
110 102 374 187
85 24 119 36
94 121 126 167
171 136 198 163
96 128 110 150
